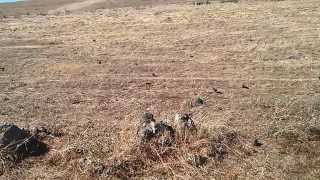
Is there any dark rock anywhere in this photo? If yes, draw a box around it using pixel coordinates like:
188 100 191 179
242 84 249 89
71 99 82 104
0 124 48 161
0 67 4 71
213 87 223 94
5 137 48 160
138 113 175 146
145 82 152 90
308 127 320 136
154 121 175 146
48 41 58 45
307 127 320 141
193 0 210 5
253 139 263 147
0 125 30 146
154 121 174 135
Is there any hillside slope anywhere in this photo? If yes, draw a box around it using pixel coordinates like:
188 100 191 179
0 0 320 179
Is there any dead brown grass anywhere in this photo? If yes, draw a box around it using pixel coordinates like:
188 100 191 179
0 0 320 179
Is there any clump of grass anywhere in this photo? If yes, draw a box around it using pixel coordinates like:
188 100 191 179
189 96 205 108
98 122 252 179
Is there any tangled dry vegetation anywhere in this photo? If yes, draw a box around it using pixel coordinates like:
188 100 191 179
100 111 253 179
0 0 320 179
41 110 256 179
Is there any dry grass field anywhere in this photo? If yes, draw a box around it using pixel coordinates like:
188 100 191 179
0 0 320 179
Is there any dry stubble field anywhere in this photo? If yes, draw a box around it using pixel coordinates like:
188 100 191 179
0 0 320 179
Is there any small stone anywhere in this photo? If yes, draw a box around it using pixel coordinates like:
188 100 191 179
145 82 152 90
213 88 223 94
308 127 320 136
71 99 81 104
253 139 263 147
193 0 210 5
307 127 320 141
242 84 249 89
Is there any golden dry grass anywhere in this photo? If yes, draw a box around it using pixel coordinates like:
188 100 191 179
0 0 320 179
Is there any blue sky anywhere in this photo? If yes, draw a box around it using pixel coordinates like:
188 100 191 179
0 0 23 3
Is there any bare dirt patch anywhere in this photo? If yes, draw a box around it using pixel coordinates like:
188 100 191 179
0 0 191 17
